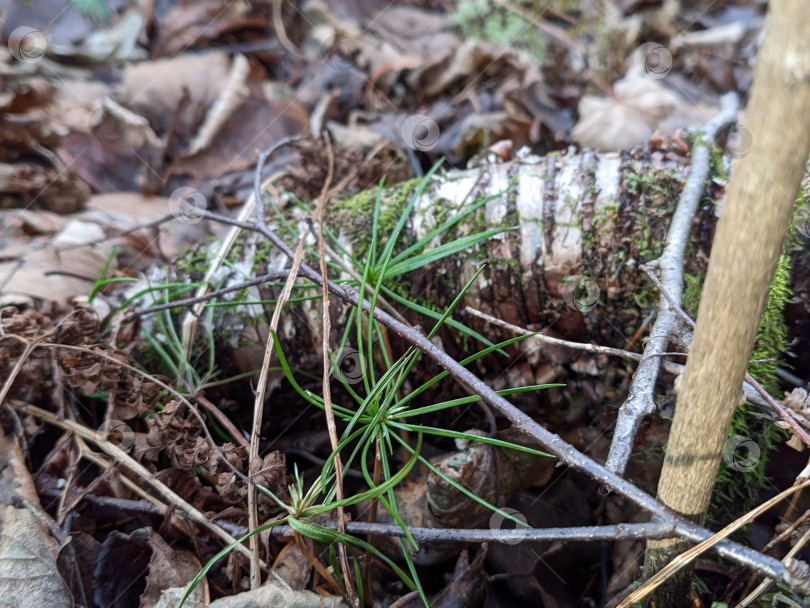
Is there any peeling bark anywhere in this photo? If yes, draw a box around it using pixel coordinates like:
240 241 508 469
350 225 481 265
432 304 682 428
140 145 717 432
262 147 707 374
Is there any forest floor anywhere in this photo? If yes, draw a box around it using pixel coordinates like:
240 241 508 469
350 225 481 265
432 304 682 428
2 0 810 606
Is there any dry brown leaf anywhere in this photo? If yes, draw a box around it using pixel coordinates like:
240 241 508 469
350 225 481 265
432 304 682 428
572 68 682 152
0 427 41 516
82 191 212 261
442 112 531 164
782 388 810 422
118 52 230 144
0 506 71 608
49 8 147 63
0 220 113 303
426 428 553 529
150 0 264 58
780 388 810 446
414 39 525 98
249 451 286 492
168 93 308 179
272 541 313 590
325 120 386 154
0 162 89 214
94 527 205 608
430 547 488 608
56 531 101 608
141 530 204 608
155 581 346 608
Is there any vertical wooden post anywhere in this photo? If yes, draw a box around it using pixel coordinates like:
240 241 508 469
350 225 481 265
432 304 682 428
642 0 810 604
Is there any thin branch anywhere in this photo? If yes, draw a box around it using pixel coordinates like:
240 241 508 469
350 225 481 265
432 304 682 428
746 379 810 447
41 487 168 517
737 507 810 606
225 520 679 544
620 478 810 606
126 270 290 320
314 132 359 606
467 304 771 412
246 234 305 589
605 92 741 476
642 262 810 448
464 306 667 362
194 393 248 448
245 135 307 588
254 135 304 231
54 212 177 252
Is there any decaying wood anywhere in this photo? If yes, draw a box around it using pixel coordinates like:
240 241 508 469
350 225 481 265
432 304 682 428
151 145 709 401
641 0 810 605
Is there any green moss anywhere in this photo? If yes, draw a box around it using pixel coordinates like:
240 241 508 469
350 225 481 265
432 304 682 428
328 178 422 259
786 186 809 250
682 270 705 317
623 169 679 201
748 255 791 393
450 0 547 63
621 168 680 260
579 183 603 251
175 236 219 279
709 145 728 181
431 197 464 244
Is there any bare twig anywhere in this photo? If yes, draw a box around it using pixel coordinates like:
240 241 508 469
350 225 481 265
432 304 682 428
737 507 810 606
181 135 301 367
465 306 667 362
229 520 680 544
621 478 810 606
42 487 167 516
246 136 308 588
642 263 810 447
54 213 177 252
17 403 275 573
194 393 249 448
254 135 304 231
45 486 683 547
746 376 810 447
605 93 741 476
246 236 305 588
127 270 290 321
314 133 359 606
271 0 304 58
466 305 770 407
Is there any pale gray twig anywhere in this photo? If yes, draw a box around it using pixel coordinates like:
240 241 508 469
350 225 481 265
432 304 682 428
605 92 741 476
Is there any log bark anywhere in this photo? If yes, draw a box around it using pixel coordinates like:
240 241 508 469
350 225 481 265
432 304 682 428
139 145 730 445
641 0 810 605
146 147 719 430
253 148 707 376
